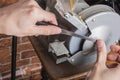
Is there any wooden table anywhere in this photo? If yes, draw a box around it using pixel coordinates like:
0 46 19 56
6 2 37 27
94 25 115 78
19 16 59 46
29 36 95 80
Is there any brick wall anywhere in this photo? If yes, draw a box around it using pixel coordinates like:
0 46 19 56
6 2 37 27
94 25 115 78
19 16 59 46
0 34 42 80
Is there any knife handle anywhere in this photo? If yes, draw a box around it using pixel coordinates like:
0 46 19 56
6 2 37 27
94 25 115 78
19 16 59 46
36 21 57 26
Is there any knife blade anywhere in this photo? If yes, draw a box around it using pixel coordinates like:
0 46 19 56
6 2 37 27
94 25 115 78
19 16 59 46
61 29 96 43
36 21 96 43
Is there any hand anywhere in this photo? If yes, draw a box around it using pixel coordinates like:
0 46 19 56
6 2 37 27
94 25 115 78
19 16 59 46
107 44 120 67
87 40 120 80
0 0 61 37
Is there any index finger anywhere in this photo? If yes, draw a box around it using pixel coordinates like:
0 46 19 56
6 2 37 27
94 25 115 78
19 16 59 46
38 10 58 25
110 45 120 53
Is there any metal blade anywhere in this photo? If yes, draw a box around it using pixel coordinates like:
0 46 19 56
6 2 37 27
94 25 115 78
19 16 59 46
61 29 96 43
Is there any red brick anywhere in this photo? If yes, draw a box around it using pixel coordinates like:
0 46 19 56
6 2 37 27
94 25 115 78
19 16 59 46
2 71 11 78
0 64 11 72
2 68 21 80
26 64 42 74
0 64 42 79
17 37 21 44
0 48 10 58
16 59 30 68
0 34 10 39
0 58 29 72
21 50 37 59
22 37 30 43
0 37 21 48
17 43 34 52
2 77 10 80
0 54 20 64
0 38 12 48
31 74 42 80
2 71 11 80
32 57 40 63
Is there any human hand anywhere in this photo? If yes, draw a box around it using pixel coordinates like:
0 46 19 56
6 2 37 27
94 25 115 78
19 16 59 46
0 0 61 37
107 44 120 67
86 40 120 80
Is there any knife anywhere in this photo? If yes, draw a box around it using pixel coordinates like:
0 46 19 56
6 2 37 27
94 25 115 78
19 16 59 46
36 21 96 43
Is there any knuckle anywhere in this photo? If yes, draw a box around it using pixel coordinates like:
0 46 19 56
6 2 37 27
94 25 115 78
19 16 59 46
28 5 38 15
50 13 57 22
30 5 37 10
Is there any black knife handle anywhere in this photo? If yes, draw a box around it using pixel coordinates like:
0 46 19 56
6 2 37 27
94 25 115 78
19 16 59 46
36 21 57 26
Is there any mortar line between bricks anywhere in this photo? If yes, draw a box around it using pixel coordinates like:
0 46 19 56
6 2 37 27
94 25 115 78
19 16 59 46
18 63 42 71
0 37 12 41
2 71 41 80
1 63 42 79
31 56 41 62
0 52 38 66
0 46 11 51
29 56 41 65
17 42 31 45
19 37 22 43
19 51 22 60
31 72 41 76
0 46 11 50
32 56 39 58
2 52 20 61
21 37 30 43
1 70 11 74
1 58 30 66
19 49 35 54
18 49 35 59
20 56 39 61
1 68 19 74
29 56 32 64
0 48 11 60
2 63 41 73
0 50 37 66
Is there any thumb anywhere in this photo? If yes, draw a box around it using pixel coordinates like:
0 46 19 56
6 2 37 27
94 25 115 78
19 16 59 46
96 39 107 68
